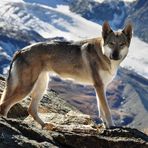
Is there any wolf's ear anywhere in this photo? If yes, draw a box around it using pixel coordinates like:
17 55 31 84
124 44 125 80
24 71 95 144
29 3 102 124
102 21 113 41
122 23 132 43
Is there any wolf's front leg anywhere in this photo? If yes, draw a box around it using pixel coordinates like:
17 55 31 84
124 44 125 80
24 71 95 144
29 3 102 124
81 43 114 128
94 84 114 128
88 61 114 127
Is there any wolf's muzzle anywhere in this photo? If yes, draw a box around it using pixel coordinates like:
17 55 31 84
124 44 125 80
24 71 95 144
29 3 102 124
110 52 121 60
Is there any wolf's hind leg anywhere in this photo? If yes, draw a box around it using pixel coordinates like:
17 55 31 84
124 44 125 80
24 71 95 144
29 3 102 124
0 61 39 117
28 71 49 127
0 79 35 117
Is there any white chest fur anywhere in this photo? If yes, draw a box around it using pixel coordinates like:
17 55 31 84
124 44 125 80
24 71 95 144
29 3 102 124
99 60 120 87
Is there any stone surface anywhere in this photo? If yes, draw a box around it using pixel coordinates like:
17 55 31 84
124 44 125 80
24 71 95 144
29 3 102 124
0 75 148 148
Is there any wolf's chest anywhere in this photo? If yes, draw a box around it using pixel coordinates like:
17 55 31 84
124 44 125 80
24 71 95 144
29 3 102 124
99 65 118 87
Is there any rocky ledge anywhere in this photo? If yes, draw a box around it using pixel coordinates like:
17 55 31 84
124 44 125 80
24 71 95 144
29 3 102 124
0 75 148 148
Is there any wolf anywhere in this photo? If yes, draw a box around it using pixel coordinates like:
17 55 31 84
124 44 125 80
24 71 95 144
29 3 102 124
0 21 132 129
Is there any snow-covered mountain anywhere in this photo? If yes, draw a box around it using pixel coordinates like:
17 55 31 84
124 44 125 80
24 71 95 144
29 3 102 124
0 0 101 73
68 0 148 43
70 0 129 29
0 0 101 41
0 0 147 79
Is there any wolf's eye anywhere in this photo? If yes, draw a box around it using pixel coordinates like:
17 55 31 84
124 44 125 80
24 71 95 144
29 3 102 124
119 43 125 47
109 42 115 45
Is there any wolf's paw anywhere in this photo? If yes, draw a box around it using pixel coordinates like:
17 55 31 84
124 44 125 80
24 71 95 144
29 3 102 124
43 122 56 131
106 123 116 129
95 122 106 131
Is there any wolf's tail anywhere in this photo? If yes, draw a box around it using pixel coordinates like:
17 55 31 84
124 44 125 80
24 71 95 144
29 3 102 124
7 50 22 80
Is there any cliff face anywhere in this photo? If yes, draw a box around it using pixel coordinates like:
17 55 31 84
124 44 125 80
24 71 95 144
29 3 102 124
0 75 148 148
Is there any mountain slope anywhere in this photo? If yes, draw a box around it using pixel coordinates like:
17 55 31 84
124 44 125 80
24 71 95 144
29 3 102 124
0 0 101 40
0 0 148 79
121 37 148 79
66 0 148 43
69 0 130 29
0 0 101 73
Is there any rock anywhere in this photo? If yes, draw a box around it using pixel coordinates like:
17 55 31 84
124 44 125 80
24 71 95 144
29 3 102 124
0 117 57 148
0 75 148 148
0 117 148 148
52 127 148 148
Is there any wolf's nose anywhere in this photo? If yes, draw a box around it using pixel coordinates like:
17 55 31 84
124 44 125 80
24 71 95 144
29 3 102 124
110 52 120 60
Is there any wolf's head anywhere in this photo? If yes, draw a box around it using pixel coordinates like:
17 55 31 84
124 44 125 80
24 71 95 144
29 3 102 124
102 21 132 61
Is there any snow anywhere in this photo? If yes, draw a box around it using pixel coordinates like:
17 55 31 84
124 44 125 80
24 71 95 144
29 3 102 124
93 0 137 3
121 38 148 79
93 0 105 3
0 0 147 79
0 1 101 41
23 0 67 7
